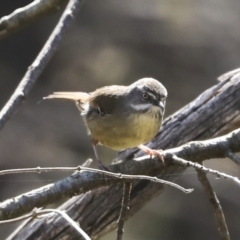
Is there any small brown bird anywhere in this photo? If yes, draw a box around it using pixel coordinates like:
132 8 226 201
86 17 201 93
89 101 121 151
45 78 167 169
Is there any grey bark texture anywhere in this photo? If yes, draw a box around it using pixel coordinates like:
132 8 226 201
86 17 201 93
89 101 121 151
7 70 240 239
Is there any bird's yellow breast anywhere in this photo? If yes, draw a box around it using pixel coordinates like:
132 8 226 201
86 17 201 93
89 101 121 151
86 108 162 150
129 111 161 144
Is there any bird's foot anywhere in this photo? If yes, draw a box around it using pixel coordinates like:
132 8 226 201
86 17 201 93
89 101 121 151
92 142 109 171
138 144 164 164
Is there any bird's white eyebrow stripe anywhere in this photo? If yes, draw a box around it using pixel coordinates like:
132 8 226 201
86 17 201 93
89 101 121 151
147 92 157 99
138 86 162 99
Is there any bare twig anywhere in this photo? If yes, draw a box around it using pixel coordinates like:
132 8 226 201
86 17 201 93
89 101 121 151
0 158 92 176
0 0 85 131
117 183 132 240
0 208 91 240
84 169 193 194
1 128 240 221
0 0 67 39
226 151 240 165
162 128 240 163
0 211 34 225
36 209 91 240
171 155 240 185
5 72 240 239
0 166 79 176
0 165 192 194
197 166 230 240
0 167 193 221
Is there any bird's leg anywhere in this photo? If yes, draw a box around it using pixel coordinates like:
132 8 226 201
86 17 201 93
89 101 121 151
138 144 164 164
92 140 108 170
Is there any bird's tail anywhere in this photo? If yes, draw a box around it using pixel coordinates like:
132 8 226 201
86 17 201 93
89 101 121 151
43 92 90 111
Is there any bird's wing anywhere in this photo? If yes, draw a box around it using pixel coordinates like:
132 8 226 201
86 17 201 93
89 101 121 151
89 86 127 114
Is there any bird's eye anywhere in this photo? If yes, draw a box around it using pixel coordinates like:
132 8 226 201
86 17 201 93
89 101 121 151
142 93 149 100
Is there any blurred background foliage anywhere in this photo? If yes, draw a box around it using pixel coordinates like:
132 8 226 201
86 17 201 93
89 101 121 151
0 0 240 239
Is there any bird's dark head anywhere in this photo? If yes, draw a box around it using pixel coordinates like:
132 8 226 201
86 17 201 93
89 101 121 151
128 78 167 115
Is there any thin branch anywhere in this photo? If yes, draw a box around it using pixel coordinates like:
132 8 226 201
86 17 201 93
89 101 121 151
116 183 132 240
171 155 240 185
1 128 240 220
83 169 193 193
0 208 91 240
36 209 91 240
0 166 83 176
6 71 240 239
0 167 193 220
162 128 240 162
0 158 92 176
0 211 33 225
0 165 192 194
0 0 67 39
0 0 85 131
197 166 230 240
0 166 77 175
226 151 240 165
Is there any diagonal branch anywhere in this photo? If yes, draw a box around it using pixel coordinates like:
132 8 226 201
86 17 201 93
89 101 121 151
226 151 240 165
6 70 240 239
116 183 132 240
0 0 85 131
197 166 230 240
0 163 194 221
0 128 239 220
171 155 240 185
1 208 91 240
0 0 67 40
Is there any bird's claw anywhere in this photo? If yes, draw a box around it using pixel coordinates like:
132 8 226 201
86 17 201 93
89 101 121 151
138 145 165 164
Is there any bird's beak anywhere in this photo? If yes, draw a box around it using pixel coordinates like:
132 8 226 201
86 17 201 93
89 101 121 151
156 101 165 114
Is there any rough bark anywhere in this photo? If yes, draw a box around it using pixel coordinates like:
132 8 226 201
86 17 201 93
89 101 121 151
0 0 67 39
7 70 240 239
